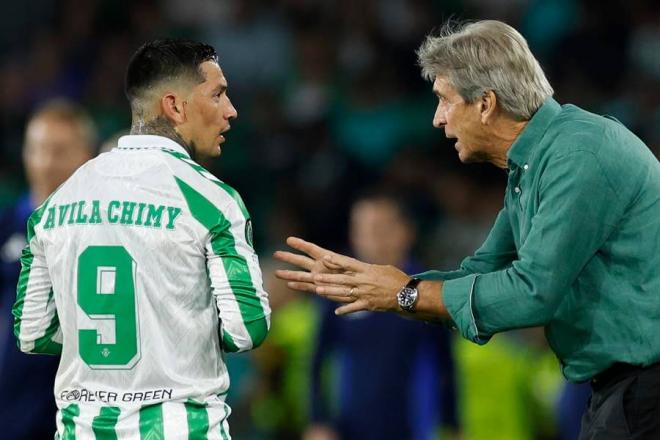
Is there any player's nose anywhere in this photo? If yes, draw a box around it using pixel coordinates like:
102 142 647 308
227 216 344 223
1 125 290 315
226 97 238 120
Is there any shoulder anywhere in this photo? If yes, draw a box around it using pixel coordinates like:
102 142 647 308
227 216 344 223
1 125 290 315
548 105 646 158
542 105 653 183
161 152 250 222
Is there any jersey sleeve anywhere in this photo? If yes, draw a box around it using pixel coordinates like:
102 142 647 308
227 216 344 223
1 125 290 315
174 175 271 353
13 204 62 355
206 199 271 353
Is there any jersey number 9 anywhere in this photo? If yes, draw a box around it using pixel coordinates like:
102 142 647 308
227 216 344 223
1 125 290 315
78 246 140 369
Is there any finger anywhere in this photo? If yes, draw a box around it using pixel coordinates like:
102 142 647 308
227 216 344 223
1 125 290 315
316 285 353 296
314 273 356 286
286 281 317 293
273 251 315 271
317 294 354 304
275 269 314 283
286 236 332 260
323 253 365 272
322 258 344 271
335 299 369 315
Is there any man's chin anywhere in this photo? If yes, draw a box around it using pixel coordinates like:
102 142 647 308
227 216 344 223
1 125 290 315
196 145 222 160
456 147 476 164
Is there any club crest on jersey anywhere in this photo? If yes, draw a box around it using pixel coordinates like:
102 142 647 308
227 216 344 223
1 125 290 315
245 219 254 248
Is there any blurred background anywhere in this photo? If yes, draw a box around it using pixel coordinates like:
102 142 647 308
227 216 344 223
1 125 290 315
0 0 658 439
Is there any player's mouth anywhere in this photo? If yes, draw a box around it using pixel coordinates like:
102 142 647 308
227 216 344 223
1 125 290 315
218 126 231 144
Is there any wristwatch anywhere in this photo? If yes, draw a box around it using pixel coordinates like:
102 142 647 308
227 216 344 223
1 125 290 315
397 277 421 312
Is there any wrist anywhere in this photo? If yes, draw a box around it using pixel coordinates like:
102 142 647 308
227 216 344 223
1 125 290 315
397 277 421 312
415 280 449 320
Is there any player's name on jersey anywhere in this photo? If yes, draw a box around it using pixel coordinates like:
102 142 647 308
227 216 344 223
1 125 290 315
59 387 173 403
42 200 182 231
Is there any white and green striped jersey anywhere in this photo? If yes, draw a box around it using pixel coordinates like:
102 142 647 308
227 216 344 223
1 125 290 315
13 135 270 439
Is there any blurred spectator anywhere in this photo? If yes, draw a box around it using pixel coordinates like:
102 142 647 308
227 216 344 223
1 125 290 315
0 98 96 439
306 188 459 440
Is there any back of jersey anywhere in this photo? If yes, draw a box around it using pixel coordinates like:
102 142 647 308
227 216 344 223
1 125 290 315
14 135 270 438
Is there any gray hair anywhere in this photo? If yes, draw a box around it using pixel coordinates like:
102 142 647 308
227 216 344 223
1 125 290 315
417 20 553 120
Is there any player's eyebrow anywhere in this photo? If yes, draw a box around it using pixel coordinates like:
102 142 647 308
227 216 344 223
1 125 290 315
213 84 227 94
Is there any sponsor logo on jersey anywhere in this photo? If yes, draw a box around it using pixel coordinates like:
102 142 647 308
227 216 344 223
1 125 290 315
59 387 173 403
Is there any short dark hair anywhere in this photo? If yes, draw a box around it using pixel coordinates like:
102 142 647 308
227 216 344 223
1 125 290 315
125 38 218 103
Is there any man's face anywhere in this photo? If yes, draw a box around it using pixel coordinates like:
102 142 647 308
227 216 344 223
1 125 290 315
432 76 489 163
349 199 413 266
179 61 237 158
23 116 92 201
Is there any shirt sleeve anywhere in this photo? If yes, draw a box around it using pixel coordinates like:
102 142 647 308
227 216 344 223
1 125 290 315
444 150 623 344
415 207 518 282
207 199 271 353
13 208 62 355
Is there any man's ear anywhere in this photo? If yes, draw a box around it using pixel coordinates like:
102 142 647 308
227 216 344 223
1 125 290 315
160 92 187 125
480 90 497 124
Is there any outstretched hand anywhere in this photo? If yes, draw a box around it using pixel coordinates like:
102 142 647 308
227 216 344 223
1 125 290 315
274 236 410 315
273 237 343 293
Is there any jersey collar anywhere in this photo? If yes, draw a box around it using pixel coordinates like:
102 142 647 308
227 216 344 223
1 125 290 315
116 135 191 158
507 97 561 169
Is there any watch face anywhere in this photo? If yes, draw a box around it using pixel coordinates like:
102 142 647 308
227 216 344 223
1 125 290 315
398 287 417 307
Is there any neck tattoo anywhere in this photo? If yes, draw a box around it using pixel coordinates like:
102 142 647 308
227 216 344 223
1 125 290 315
130 116 196 159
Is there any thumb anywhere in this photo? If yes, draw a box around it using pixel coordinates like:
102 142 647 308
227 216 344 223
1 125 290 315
335 299 367 315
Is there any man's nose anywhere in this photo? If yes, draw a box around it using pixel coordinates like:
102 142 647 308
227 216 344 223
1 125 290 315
433 112 446 129
226 98 238 120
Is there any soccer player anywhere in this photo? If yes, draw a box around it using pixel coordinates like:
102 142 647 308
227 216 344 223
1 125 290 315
13 39 270 438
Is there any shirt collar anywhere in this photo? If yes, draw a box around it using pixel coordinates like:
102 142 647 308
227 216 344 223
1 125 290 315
507 97 562 169
116 135 191 158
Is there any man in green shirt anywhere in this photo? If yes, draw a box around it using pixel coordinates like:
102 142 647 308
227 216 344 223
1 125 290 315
275 20 660 439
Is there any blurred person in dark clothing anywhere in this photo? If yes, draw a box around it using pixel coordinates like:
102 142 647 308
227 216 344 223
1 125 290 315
276 20 660 440
0 99 95 439
305 189 458 440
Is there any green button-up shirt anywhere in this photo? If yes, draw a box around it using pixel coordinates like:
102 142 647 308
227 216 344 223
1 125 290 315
417 98 660 382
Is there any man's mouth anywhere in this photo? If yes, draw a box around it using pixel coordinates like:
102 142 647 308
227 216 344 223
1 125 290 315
219 126 231 143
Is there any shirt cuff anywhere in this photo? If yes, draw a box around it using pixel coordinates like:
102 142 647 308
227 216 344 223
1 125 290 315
443 274 491 345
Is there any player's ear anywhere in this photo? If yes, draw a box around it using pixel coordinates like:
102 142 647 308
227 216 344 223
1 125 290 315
480 90 497 124
161 93 187 125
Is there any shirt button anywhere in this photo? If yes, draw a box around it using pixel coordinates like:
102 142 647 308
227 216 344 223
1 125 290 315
514 187 521 194
523 164 529 170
